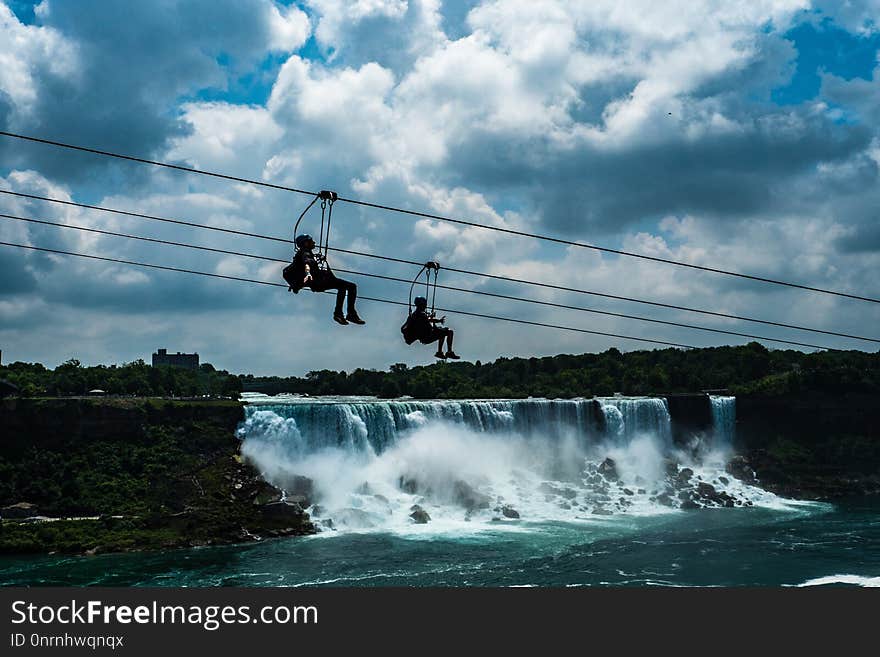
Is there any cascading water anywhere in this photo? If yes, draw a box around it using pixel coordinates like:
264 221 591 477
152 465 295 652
237 394 782 534
709 396 736 447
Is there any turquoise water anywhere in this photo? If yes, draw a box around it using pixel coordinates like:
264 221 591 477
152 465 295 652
2 498 877 587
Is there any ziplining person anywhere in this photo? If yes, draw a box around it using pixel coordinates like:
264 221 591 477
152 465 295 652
285 233 365 325
400 261 460 359
282 190 365 326
402 295 459 359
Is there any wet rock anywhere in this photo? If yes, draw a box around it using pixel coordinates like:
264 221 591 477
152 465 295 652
452 480 491 511
559 488 578 500
663 459 680 477
697 482 718 498
398 476 420 494
501 505 520 519
1 502 39 518
372 494 389 504
333 508 378 529
259 500 305 522
726 456 756 483
409 505 431 524
622 488 634 496
637 489 647 495
676 468 694 486
718 476 730 485
559 502 571 510
598 458 619 481
592 506 613 515
680 499 700 510
655 493 675 507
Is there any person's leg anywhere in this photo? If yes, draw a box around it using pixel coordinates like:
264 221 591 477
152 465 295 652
343 280 364 323
317 276 347 324
445 329 459 359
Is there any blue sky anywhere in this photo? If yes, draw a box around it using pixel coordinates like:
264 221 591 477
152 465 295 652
1 0 878 375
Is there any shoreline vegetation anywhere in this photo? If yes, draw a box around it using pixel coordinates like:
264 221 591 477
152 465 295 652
1 343 878 556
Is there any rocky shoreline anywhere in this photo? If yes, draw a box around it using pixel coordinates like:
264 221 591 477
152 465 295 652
0 398 315 555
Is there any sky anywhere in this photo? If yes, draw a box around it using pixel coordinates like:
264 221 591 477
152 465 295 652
0 0 879 376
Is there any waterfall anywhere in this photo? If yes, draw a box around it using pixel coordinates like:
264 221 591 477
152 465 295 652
236 396 675 456
709 396 736 446
236 393 775 531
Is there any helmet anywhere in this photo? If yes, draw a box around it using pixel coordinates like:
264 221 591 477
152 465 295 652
295 234 314 249
414 296 428 308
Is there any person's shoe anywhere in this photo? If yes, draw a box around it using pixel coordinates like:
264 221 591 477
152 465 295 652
434 350 447 359
333 311 348 325
445 351 460 360
346 311 366 325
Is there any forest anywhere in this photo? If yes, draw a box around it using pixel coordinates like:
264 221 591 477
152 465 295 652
3 343 878 399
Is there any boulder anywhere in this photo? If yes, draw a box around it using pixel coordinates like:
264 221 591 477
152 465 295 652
592 506 613 515
598 458 619 481
676 468 694 486
501 505 520 519
680 499 700 510
409 505 431 524
452 480 491 511
726 456 756 483
398 476 420 494
259 500 305 522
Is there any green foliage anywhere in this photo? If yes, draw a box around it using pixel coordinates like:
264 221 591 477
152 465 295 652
238 344 880 399
0 359 243 398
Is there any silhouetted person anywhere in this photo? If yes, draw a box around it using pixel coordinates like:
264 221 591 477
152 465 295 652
284 234 365 325
402 296 459 359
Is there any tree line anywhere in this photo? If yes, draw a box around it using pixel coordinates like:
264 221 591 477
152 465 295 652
239 343 880 399
3 344 878 399
1 359 242 398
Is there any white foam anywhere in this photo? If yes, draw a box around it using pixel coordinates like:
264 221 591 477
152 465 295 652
797 574 880 588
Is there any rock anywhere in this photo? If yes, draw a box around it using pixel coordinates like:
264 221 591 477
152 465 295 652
501 505 520 519
333 508 378 529
719 476 730 485
409 505 431 524
452 480 491 511
680 499 700 510
372 494 389 504
726 456 756 483
697 482 718 498
664 459 679 477
398 476 420 494
637 489 647 495
559 488 578 500
285 475 315 505
250 480 283 505
676 468 694 486
559 502 571 510
592 506 613 515
623 488 634 496
598 458 619 481
1 502 39 518
259 500 305 522
655 493 674 507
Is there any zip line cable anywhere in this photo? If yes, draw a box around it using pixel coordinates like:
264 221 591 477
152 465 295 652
0 240 698 350
2 129 877 304
0 212 847 351
3 188 876 344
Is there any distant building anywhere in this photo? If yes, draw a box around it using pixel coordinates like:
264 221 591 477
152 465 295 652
151 348 199 370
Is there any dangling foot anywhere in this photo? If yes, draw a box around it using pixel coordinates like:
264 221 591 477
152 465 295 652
445 351 460 360
333 311 348 325
346 311 366 325
434 350 447 359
